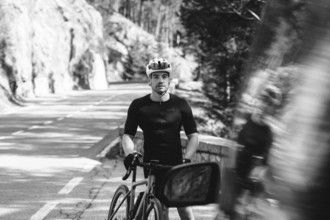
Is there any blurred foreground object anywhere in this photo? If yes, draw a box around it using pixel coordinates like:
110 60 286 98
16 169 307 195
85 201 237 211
228 0 330 219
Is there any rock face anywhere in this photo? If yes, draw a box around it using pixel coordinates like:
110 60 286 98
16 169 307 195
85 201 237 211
0 0 197 109
102 12 156 81
102 12 197 83
0 0 107 99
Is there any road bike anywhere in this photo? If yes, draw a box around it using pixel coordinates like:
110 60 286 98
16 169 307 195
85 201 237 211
107 153 170 220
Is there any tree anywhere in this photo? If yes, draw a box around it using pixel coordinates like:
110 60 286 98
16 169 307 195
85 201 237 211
114 0 182 46
179 0 264 135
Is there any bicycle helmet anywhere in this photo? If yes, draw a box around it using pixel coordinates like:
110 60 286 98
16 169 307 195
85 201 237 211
261 85 282 106
146 58 172 78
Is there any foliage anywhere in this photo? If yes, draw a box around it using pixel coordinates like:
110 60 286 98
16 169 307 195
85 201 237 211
112 0 183 46
179 0 264 114
87 0 266 135
123 40 155 80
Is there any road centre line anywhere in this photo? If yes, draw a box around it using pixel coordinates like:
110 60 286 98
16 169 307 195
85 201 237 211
12 130 24 135
9 96 113 137
58 177 84 195
30 201 58 220
43 120 53 125
28 125 40 130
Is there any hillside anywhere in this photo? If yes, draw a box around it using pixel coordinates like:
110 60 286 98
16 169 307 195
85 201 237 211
0 0 198 112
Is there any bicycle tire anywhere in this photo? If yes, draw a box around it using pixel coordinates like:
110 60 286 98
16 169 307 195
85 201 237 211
146 197 164 220
107 185 130 220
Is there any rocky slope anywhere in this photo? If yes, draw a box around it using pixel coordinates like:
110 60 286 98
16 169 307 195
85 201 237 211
0 0 198 112
0 0 106 101
91 2 198 83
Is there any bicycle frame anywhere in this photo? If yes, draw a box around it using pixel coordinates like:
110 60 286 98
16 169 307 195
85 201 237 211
109 159 221 219
109 161 159 220
130 175 156 219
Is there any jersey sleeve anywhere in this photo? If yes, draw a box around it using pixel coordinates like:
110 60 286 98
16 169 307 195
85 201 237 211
181 99 198 135
124 100 138 136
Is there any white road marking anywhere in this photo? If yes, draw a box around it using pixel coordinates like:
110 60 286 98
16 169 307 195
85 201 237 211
58 177 84 195
30 201 58 220
57 117 64 121
28 125 40 130
12 130 24 135
43 120 53 125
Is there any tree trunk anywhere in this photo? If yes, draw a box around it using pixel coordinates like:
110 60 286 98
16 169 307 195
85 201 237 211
138 0 144 27
155 4 163 41
125 0 130 19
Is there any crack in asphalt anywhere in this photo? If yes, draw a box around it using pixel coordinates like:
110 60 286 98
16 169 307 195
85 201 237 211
58 158 120 220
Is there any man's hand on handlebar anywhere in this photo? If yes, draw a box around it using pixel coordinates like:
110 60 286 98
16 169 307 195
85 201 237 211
124 151 142 170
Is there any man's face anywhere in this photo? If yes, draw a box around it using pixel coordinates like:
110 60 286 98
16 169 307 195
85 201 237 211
149 72 171 95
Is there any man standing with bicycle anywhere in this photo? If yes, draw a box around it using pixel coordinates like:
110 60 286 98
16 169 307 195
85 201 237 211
122 58 199 220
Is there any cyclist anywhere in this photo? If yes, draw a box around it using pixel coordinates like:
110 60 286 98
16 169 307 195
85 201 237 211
231 85 282 217
122 58 199 220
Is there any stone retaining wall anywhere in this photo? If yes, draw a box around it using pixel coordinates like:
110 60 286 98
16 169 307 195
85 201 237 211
118 125 242 169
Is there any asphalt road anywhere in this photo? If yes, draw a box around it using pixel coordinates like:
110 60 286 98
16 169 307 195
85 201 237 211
0 83 220 220
0 83 149 220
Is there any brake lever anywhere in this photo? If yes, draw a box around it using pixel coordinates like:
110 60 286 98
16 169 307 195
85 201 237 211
122 154 141 180
122 165 132 181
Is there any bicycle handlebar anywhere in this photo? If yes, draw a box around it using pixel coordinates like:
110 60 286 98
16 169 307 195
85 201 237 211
122 156 172 181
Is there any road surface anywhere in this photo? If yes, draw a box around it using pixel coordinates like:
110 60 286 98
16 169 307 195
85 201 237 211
0 83 220 220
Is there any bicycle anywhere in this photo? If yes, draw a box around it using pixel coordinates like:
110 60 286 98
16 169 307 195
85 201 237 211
107 153 170 220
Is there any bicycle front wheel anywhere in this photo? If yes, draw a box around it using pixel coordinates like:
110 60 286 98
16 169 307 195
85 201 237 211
107 185 130 220
146 198 164 220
